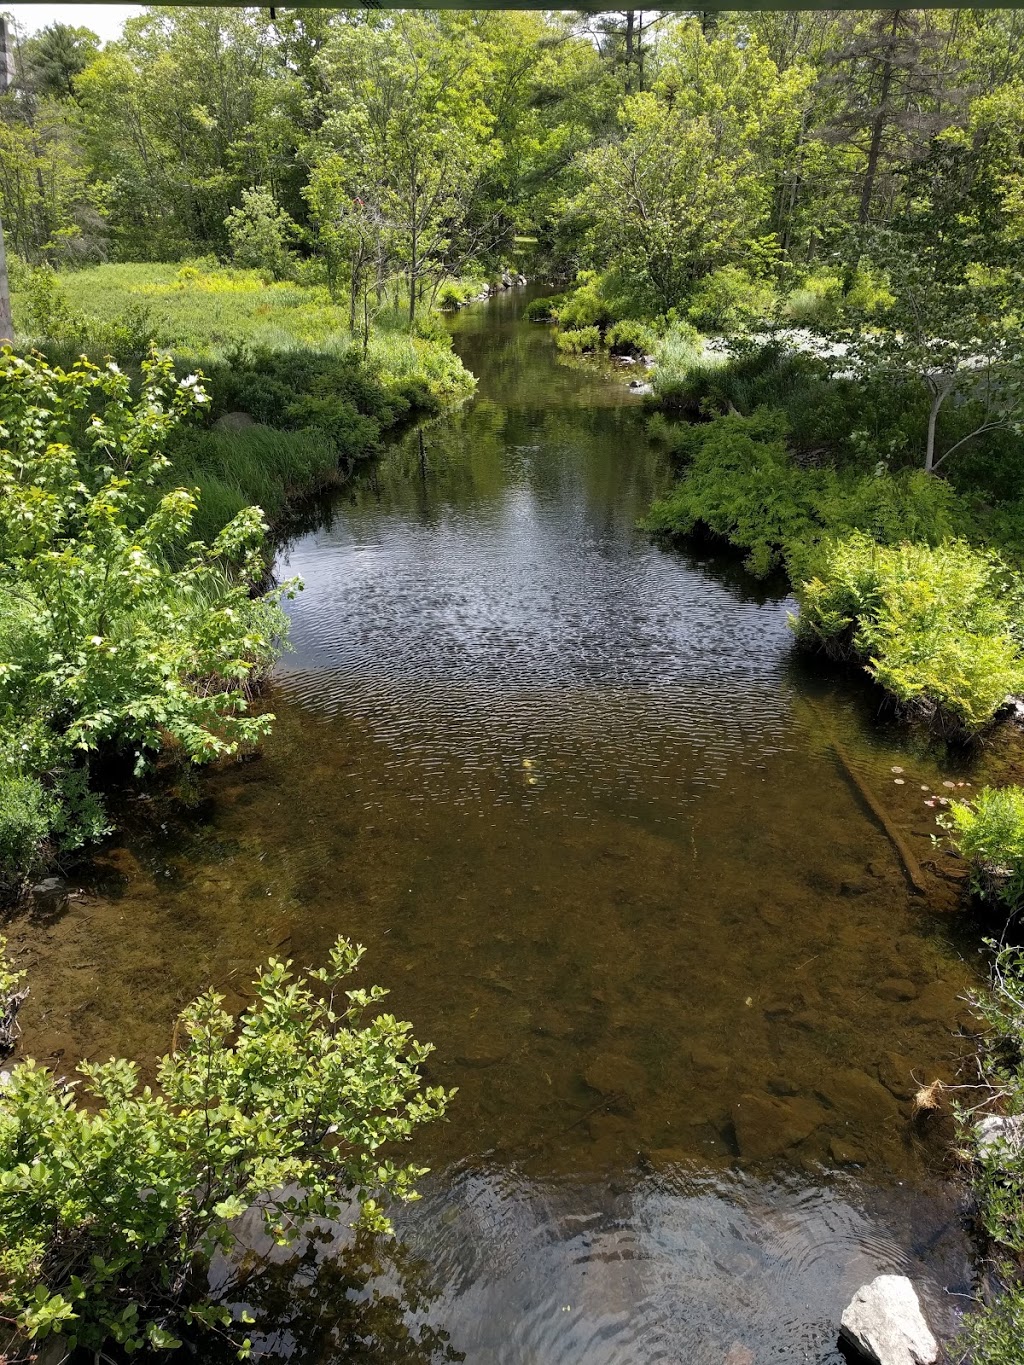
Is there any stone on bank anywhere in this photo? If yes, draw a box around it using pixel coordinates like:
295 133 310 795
839 1275 938 1365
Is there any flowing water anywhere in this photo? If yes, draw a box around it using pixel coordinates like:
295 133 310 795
12 288 990 1362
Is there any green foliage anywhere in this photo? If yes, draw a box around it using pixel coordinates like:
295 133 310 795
794 535 1024 733
224 187 298 281
555 325 600 355
685 266 777 333
955 1282 1024 1365
0 348 293 889
167 428 348 545
645 412 963 578
605 319 656 357
0 938 453 1359
0 774 57 896
524 295 561 323
951 943 1024 1361
943 786 1024 912
554 273 617 330
649 321 710 408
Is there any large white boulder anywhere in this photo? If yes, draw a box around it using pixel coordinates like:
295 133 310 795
839 1275 938 1365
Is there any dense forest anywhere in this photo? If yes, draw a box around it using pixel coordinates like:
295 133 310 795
4 8 1024 1363
2 8 1023 310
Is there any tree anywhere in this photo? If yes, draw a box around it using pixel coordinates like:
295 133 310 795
314 13 497 325
20 22 99 101
224 185 297 279
832 233 1024 474
0 938 452 1359
819 10 960 227
76 8 292 258
574 25 795 311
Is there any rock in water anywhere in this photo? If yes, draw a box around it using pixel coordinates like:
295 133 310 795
840 1276 938 1365
724 1345 755 1365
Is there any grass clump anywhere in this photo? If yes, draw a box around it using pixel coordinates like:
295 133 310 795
794 535 1024 734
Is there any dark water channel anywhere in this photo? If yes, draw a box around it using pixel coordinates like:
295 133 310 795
14 289 989 1361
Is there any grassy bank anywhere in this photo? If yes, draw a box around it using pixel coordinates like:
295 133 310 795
0 264 477 891
639 337 1024 740
938 791 1024 1360
10 262 476 541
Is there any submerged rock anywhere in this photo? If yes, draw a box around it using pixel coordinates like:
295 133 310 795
724 1346 755 1365
839 1275 938 1365
732 1091 827 1160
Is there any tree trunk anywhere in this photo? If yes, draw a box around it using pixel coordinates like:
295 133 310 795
858 12 899 226
924 385 942 473
0 212 12 343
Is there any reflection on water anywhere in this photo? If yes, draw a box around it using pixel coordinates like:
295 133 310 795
12 288 982 1360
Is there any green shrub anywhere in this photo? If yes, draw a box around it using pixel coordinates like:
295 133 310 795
793 535 1024 733
0 938 452 1359
943 786 1024 911
524 295 561 322
437 282 464 310
605 319 656 357
224 186 297 281
645 412 962 578
685 265 777 333
0 773 56 895
555 325 600 355
955 1284 1024 1365
0 348 292 893
952 942 1024 1363
554 272 616 329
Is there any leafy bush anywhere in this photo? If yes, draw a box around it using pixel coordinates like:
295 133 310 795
524 295 561 322
943 786 1024 912
0 773 56 897
0 938 452 1359
0 348 293 891
645 412 963 578
224 187 298 281
951 943 1024 1362
956 1284 1024 1365
793 535 1024 733
685 265 777 333
554 272 616 330
606 319 656 357
555 325 600 355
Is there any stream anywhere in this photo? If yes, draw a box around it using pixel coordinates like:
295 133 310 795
13 287 988 1362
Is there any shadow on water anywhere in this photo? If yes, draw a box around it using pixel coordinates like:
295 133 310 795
11 286 994 1362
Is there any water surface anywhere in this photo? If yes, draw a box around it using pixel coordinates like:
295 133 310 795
14 289 983 1362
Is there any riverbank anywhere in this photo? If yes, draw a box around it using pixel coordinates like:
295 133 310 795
10 262 477 542
2 286 988 1361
